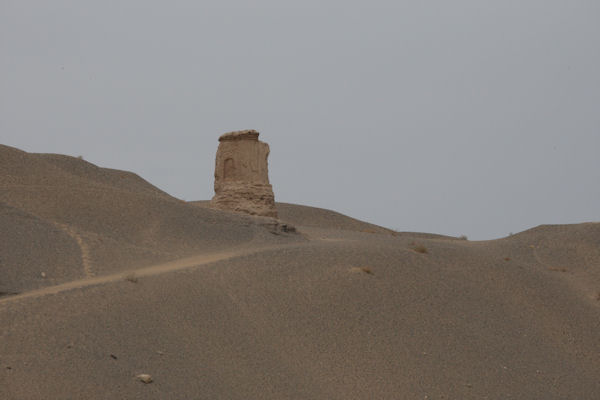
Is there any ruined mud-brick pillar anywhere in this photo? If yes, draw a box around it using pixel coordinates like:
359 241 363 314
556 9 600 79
210 130 278 218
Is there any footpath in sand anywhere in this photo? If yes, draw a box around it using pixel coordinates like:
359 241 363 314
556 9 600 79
0 241 311 306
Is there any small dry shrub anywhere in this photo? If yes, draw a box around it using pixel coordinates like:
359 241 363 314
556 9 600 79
412 244 428 254
125 273 138 283
349 267 374 275
548 267 567 273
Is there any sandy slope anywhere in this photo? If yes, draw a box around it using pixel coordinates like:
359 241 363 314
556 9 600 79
0 144 300 294
1 145 599 399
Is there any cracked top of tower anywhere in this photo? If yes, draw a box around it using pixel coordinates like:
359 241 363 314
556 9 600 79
218 130 259 142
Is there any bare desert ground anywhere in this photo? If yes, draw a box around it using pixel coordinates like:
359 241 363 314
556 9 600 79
1 144 599 399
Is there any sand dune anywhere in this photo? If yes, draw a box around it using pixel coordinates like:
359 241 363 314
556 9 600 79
1 145 599 399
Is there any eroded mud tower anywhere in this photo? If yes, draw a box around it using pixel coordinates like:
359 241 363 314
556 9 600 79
210 130 278 218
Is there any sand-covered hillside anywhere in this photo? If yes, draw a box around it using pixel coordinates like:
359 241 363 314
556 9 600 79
1 145 599 399
0 144 299 294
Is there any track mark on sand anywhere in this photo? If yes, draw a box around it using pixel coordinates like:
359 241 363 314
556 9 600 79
530 244 568 272
54 223 94 277
0 242 307 306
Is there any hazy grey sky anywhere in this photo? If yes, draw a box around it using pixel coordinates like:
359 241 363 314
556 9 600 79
2 1 599 239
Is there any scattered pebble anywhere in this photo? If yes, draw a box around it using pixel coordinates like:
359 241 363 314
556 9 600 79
41 272 46 278
110 354 117 360
136 374 153 384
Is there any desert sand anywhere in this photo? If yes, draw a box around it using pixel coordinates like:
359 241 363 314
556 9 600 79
1 143 599 399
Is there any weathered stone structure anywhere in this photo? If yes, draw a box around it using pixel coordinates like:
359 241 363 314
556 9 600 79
210 130 278 218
